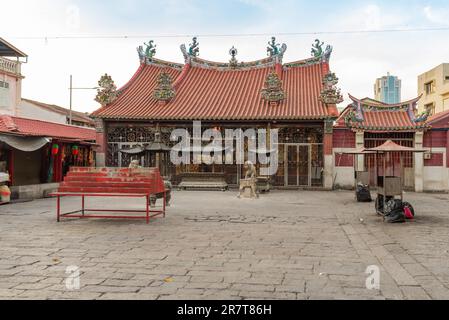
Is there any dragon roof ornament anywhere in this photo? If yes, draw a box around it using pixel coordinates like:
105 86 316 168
181 36 200 63
266 36 287 63
311 39 332 62
137 40 156 63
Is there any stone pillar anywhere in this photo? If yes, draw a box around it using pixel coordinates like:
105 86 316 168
94 118 106 167
355 131 364 171
414 131 424 192
323 120 334 190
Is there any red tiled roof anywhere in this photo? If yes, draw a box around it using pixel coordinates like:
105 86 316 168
335 95 429 132
0 115 96 142
92 57 337 121
427 109 449 128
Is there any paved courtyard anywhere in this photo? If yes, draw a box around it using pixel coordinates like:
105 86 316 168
1 189 449 300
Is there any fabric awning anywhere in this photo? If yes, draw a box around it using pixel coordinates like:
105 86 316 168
0 134 50 152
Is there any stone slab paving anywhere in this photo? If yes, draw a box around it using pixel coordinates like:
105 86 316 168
0 190 448 300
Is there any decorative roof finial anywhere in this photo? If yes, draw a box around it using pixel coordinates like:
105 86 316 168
189 37 200 57
144 40 156 59
261 71 286 104
229 46 238 67
267 36 287 63
137 40 156 63
153 71 176 102
95 74 118 106
311 39 333 62
319 72 343 105
311 39 324 58
267 37 280 56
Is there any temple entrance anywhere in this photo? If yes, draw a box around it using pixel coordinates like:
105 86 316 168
284 144 311 186
364 132 415 189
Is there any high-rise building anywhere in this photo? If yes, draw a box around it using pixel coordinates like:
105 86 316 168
417 63 449 116
374 72 401 104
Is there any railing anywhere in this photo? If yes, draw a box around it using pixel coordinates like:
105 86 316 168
0 57 21 75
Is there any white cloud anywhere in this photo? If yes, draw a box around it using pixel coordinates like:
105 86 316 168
423 5 449 26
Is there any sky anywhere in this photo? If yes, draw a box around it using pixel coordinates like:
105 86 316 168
2 0 449 114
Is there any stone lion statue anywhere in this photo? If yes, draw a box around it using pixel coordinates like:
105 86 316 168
129 159 141 169
238 161 258 199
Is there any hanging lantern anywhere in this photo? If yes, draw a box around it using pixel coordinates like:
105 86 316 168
51 144 59 156
72 145 79 156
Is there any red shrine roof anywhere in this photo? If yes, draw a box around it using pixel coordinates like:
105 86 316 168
92 43 339 121
426 109 449 129
0 115 96 142
335 94 429 132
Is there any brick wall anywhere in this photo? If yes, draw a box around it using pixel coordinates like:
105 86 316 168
333 129 355 148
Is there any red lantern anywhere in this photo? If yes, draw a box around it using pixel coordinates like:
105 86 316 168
72 145 79 156
51 144 59 156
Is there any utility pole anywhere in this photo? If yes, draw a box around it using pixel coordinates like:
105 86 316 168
69 75 73 125
67 75 98 126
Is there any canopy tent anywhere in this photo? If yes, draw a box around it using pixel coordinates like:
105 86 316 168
365 140 427 153
361 140 428 216
0 134 50 152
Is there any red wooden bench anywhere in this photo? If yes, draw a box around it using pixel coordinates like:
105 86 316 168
49 167 167 224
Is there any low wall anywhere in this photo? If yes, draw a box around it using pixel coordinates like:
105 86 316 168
333 166 354 190
423 167 449 191
10 183 60 200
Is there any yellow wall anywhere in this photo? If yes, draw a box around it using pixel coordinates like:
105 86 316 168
418 63 449 115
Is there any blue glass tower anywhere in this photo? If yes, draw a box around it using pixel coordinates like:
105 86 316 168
374 73 401 104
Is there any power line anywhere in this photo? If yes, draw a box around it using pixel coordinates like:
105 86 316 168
6 26 449 40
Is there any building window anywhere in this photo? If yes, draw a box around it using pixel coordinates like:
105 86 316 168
424 81 435 95
425 103 435 116
0 80 10 108
445 75 449 81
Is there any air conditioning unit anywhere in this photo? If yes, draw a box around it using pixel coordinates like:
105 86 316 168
424 152 432 160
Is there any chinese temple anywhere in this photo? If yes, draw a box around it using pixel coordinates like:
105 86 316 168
92 37 342 189
333 94 449 192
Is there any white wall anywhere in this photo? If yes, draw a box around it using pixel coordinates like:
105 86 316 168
18 100 66 124
423 167 449 191
333 166 354 189
0 73 19 115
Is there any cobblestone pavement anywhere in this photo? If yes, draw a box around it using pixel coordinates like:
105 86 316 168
1 190 449 300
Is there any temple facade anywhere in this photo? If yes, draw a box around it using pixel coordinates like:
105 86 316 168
92 38 342 189
333 95 449 192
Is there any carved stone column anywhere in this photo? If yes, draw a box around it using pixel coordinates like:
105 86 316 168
355 131 365 171
414 131 424 192
94 118 106 167
323 120 334 190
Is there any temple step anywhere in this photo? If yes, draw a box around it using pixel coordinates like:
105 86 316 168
58 186 153 193
60 181 154 188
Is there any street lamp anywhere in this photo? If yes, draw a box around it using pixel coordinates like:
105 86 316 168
68 74 99 125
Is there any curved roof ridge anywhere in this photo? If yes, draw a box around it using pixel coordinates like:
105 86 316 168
145 57 184 70
283 56 325 68
189 55 276 70
348 93 422 108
